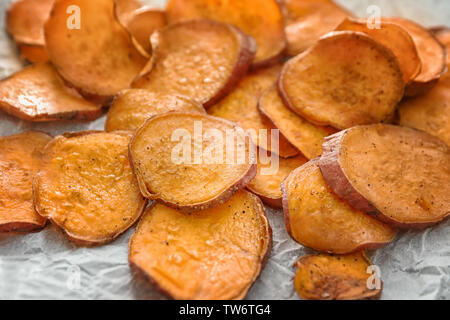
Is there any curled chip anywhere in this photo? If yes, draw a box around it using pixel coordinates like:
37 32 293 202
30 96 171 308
336 18 422 84
320 125 450 229
258 86 335 159
17 44 49 63
0 131 52 233
279 31 404 130
294 252 382 300
44 0 147 100
247 153 307 208
283 0 352 56
208 65 298 158
433 28 450 66
282 159 395 254
133 19 256 108
115 0 142 25
34 131 146 246
166 0 286 68
105 89 205 132
129 190 272 300
129 112 256 212
0 63 103 122
384 18 447 97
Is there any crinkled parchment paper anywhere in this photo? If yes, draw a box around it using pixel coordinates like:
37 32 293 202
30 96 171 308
0 0 448 300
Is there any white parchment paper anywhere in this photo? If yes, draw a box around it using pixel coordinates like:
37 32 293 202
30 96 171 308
0 0 448 300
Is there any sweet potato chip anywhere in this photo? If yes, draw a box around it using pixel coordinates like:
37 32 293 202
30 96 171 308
44 0 147 100
115 0 142 25
279 31 405 129
247 153 307 208
129 190 272 300
282 159 395 254
433 28 450 66
384 18 447 96
258 86 334 159
294 252 382 300
106 89 205 132
0 131 52 233
34 131 146 245
17 44 49 63
0 63 103 122
208 65 298 158
336 18 421 84
166 0 286 68
133 19 256 108
320 125 450 229
129 112 256 212
283 0 352 56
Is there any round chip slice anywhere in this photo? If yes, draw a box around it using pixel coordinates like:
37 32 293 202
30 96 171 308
0 63 103 122
0 131 52 233
294 252 382 300
105 89 205 132
129 112 256 212
208 65 299 158
166 0 286 68
282 159 395 254
34 131 146 245
279 31 405 130
44 0 147 100
129 190 272 300
133 19 256 108
115 0 142 25
320 125 450 229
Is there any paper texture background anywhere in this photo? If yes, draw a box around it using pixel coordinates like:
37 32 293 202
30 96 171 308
0 0 448 300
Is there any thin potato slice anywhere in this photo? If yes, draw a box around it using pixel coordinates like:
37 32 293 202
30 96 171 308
105 89 205 132
129 191 272 300
336 18 421 84
208 66 298 158
384 18 447 97
282 159 395 254
115 0 142 25
34 131 146 245
44 0 147 100
294 252 382 300
258 86 334 159
129 112 256 212
0 63 103 122
133 19 256 108
279 31 404 130
166 0 286 68
433 28 450 66
283 0 352 56
18 44 49 63
0 131 52 233
247 153 307 208
320 125 450 229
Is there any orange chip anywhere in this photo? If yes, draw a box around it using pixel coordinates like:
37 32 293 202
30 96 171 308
336 18 421 84
432 27 450 66
18 44 49 63
166 0 286 68
384 17 447 97
0 63 103 122
133 19 256 108
0 131 52 233
44 0 147 100
105 89 205 132
208 65 299 158
115 0 142 25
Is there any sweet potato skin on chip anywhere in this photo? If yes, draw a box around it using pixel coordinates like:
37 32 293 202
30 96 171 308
17 44 49 63
247 153 307 208
0 63 103 122
294 252 382 300
129 191 272 300
44 0 147 99
34 131 146 246
208 65 299 158
320 125 450 229
258 86 334 159
105 89 205 132
133 19 256 108
166 0 286 68
279 31 405 130
0 131 52 233
336 18 422 84
282 159 395 254
129 112 256 212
